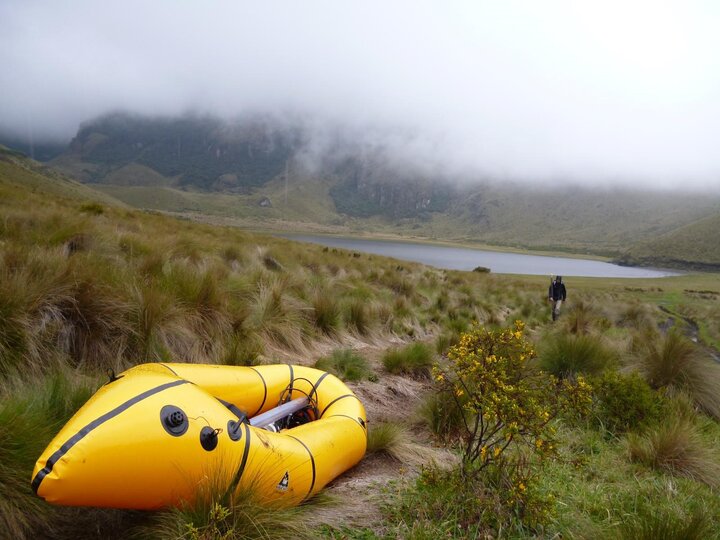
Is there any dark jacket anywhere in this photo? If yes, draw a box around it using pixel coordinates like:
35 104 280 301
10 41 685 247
549 281 566 301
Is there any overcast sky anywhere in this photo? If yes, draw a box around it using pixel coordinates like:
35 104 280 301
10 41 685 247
2 0 720 188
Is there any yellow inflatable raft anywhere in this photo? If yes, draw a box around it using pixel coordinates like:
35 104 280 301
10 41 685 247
32 363 367 509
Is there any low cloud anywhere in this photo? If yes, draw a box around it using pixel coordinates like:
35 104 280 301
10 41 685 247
2 0 720 189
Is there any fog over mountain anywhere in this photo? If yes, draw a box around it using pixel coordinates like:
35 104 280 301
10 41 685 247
2 1 720 189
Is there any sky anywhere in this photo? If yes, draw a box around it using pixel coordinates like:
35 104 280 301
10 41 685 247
2 0 720 189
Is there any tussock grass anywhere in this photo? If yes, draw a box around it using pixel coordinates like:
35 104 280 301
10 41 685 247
382 342 433 377
0 369 103 538
344 298 371 336
434 331 460 355
137 471 313 540
617 301 655 329
627 416 720 487
247 283 307 352
616 506 712 540
562 298 602 335
539 333 617 377
419 389 467 442
311 290 341 336
633 329 720 419
222 333 265 366
367 421 450 468
315 349 372 382
128 284 188 362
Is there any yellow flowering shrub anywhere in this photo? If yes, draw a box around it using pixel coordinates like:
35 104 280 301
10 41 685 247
433 321 592 522
433 321 591 462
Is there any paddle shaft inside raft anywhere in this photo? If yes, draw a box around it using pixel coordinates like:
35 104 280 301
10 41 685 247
249 397 309 428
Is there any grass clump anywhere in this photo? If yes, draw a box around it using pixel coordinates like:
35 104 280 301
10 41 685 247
139 476 312 540
311 291 341 335
79 202 105 215
366 421 447 467
382 342 433 377
616 506 713 540
633 329 720 419
539 333 616 378
0 370 102 538
419 389 467 442
314 349 372 382
627 416 720 487
366 421 405 457
344 299 371 336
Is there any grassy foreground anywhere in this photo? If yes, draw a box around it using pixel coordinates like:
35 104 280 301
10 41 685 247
2 151 720 538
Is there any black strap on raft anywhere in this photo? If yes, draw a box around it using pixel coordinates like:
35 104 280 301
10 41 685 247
215 397 248 424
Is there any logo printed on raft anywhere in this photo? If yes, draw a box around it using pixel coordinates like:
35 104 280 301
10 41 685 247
276 471 289 492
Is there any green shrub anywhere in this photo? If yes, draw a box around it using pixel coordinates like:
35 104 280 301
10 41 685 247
435 321 591 472
383 342 433 377
540 333 616 378
591 371 664 434
315 349 372 382
385 464 553 537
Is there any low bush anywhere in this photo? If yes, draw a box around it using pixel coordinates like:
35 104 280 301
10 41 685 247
79 202 104 215
591 370 664 434
385 464 553 537
382 342 433 377
314 349 372 382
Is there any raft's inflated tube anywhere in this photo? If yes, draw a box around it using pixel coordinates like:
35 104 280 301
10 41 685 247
31 363 367 509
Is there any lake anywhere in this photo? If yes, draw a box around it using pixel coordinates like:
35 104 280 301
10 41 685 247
279 234 680 278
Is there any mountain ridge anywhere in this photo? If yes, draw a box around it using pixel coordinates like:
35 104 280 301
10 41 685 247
3 113 720 268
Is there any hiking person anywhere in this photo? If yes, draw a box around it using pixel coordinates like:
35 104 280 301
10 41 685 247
548 275 567 321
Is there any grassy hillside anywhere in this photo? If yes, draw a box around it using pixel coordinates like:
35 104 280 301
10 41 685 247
0 146 125 206
92 177 720 260
2 148 720 539
619 213 720 270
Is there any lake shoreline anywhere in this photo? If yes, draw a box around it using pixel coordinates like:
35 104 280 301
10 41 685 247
275 233 681 278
